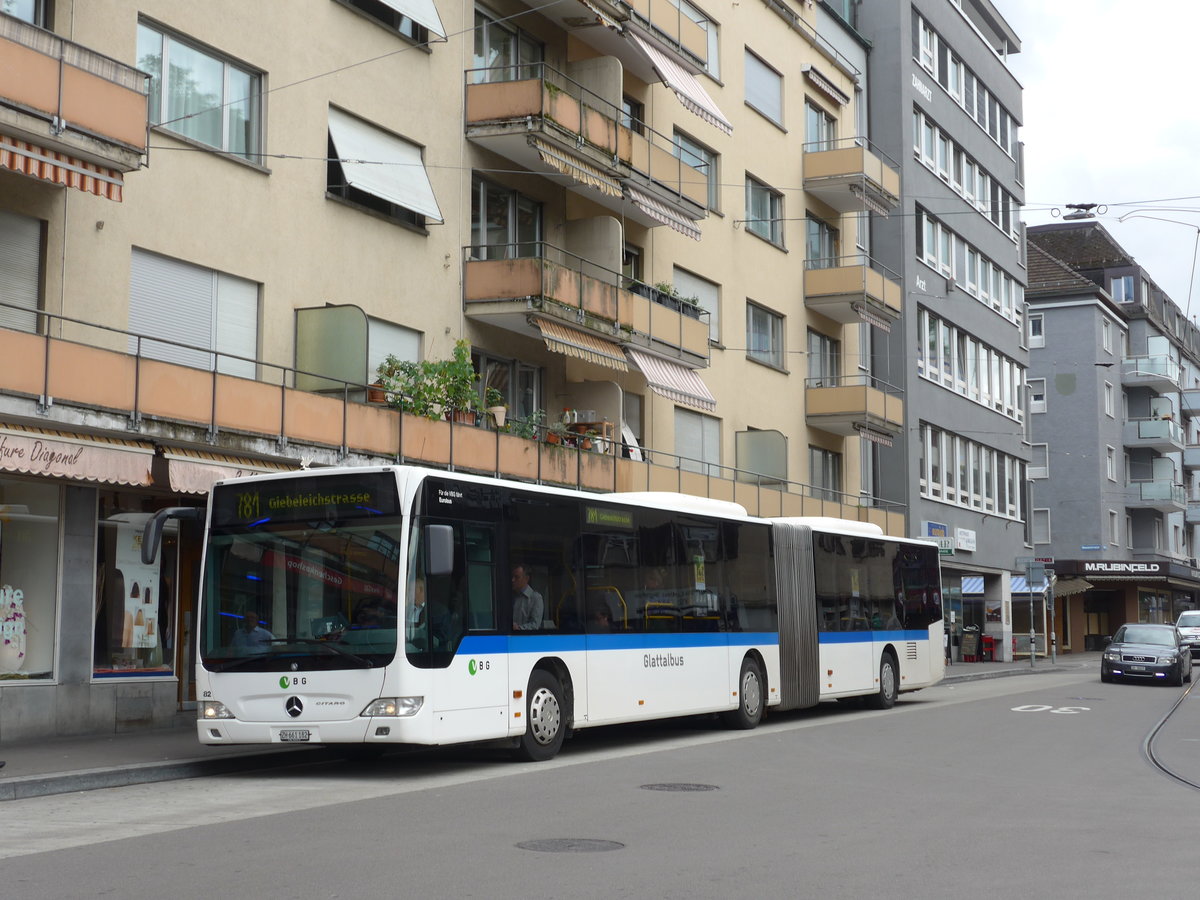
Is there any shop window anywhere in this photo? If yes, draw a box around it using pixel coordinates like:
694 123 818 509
0 478 60 680
94 493 198 677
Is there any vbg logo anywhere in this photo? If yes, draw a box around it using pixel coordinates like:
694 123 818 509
468 659 490 675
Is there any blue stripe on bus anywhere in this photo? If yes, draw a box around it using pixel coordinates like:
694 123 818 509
818 630 930 644
457 632 780 655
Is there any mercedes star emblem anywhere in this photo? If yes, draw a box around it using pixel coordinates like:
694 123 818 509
285 696 303 718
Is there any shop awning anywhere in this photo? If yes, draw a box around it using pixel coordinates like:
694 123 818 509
530 138 622 197
163 447 296 494
0 423 152 485
0 137 124 201
374 0 446 38
1011 575 1047 593
802 65 850 106
327 107 443 222
532 317 628 371
960 575 984 595
624 186 702 240
1053 576 1093 598
625 348 716 412
628 34 733 135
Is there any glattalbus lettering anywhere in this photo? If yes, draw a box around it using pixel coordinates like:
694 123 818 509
644 652 684 668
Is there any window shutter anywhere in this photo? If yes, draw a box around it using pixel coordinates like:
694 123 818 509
0 210 41 333
129 249 214 369
215 272 259 378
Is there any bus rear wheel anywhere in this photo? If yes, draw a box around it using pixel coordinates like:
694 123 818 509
722 657 764 730
515 669 565 762
865 652 898 710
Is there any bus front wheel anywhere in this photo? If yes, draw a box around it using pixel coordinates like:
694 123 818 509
865 652 898 710
515 669 565 761
722 657 764 730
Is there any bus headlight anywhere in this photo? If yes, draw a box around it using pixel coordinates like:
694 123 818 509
361 697 423 718
201 701 234 720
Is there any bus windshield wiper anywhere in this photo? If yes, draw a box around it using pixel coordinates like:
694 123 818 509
269 638 376 668
212 652 277 672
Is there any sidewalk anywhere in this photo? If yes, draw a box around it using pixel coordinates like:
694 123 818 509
0 651 1102 801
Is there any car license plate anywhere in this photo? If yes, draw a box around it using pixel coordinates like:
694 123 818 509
1129 665 1147 672
279 729 311 742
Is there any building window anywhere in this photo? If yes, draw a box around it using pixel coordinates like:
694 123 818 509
0 477 59 680
470 175 541 259
805 215 839 269
1102 318 1113 352
474 350 540 420
336 0 438 41
0 209 42 334
674 130 719 212
1028 313 1044 348
137 22 262 160
809 446 842 502
679 0 720 79
622 243 643 285
805 102 836 151
674 266 720 344
1106 445 1117 481
472 5 542 82
1028 378 1046 414
675 408 720 475
745 176 782 245
621 96 646 136
747 302 784 369
5 0 49 25
744 49 782 125
1107 511 1119 545
1104 381 1115 417
327 108 442 227
1111 275 1136 303
1032 509 1050 544
128 248 259 378
1029 443 1048 479
807 329 840 387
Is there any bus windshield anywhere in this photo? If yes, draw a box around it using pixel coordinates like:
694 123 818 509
199 472 404 671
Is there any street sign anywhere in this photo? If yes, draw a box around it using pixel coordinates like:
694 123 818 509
937 538 955 556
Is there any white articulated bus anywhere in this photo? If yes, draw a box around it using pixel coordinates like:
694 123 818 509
150 464 943 761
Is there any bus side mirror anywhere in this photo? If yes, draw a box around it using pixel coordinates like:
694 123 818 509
424 524 454 576
141 507 205 564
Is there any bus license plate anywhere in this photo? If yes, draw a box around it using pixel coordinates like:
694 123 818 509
279 729 311 742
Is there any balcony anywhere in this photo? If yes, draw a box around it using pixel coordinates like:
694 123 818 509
464 64 707 232
1123 417 1184 453
1185 445 1200 471
1188 492 1200 525
462 242 710 367
804 374 904 445
1182 390 1200 416
1126 479 1186 513
1122 355 1181 392
0 14 148 196
803 138 900 216
0 310 904 535
803 255 902 330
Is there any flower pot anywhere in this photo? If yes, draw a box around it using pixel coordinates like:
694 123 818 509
487 406 507 428
446 409 476 425
546 432 562 445
367 382 387 404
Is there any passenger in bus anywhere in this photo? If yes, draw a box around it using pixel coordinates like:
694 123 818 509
511 563 544 631
231 611 274 652
587 604 611 633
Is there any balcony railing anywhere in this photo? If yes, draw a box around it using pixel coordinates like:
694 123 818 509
1122 355 1181 390
803 253 902 328
462 241 710 365
804 373 904 441
0 305 903 532
803 137 901 215
1128 479 1186 510
464 63 708 217
1123 417 1184 452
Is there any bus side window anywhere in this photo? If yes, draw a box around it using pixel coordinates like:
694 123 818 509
464 524 496 631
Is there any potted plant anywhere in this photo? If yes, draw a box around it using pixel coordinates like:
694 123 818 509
437 339 480 424
376 355 439 419
508 409 545 440
545 417 570 445
484 386 507 428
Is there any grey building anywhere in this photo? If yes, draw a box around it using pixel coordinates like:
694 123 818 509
1026 223 1200 650
856 0 1030 660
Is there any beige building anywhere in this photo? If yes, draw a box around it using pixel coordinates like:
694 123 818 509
0 0 903 738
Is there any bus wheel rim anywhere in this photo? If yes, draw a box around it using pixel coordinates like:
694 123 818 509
742 670 762 716
882 661 896 699
530 687 561 745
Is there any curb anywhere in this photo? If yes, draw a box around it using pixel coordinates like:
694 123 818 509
943 663 1088 685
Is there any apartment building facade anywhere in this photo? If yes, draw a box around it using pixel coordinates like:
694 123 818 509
855 0 1029 661
0 1 907 739
1026 223 1200 651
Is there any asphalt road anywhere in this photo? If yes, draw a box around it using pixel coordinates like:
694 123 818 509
3 669 1198 899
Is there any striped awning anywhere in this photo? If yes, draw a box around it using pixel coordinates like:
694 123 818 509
625 348 716 412
854 423 894 447
532 317 628 371
802 65 850 106
625 186 701 241
1054 576 1093 597
961 575 984 595
850 182 893 217
375 0 446 38
530 138 621 198
628 34 733 135
162 447 297 494
0 423 152 485
852 302 893 332
1011 575 1047 594
0 137 124 201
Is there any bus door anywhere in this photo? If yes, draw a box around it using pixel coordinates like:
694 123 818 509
426 521 509 744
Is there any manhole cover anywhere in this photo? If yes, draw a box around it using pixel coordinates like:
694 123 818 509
517 839 625 853
640 783 720 792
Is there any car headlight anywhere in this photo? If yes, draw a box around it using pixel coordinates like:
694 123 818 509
361 696 423 717
1104 651 1120 661
1158 656 1178 665
200 700 234 720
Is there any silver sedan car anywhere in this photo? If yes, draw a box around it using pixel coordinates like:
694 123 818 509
1176 610 1200 659
1101 623 1193 686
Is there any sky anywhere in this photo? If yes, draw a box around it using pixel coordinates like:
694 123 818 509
1000 1 1200 316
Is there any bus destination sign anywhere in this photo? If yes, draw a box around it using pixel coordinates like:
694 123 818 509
212 471 399 526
